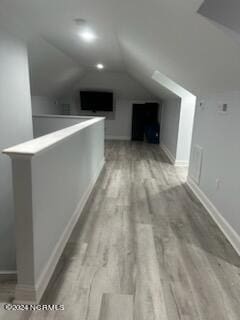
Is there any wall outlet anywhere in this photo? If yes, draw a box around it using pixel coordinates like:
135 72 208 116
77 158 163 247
218 103 228 114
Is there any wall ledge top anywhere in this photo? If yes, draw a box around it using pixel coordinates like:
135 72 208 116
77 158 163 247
3 117 105 159
33 114 94 120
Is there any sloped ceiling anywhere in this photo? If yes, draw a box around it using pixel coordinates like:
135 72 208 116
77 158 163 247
198 0 240 45
198 0 240 34
1 0 240 99
28 38 84 97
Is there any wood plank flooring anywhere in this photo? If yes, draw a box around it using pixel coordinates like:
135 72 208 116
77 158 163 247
0 141 240 320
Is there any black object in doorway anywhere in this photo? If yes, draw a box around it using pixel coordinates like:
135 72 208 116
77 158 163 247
131 103 160 143
131 104 145 141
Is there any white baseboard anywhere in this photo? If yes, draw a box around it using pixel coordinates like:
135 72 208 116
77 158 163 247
160 144 175 164
15 285 38 304
15 159 105 304
174 160 189 167
0 270 17 281
160 144 189 167
187 176 240 257
105 135 130 141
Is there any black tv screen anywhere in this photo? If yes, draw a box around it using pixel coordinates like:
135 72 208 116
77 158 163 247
80 91 113 112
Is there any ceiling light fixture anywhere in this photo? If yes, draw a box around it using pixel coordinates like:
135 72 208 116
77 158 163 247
75 18 97 43
96 63 104 70
74 18 97 43
80 29 97 42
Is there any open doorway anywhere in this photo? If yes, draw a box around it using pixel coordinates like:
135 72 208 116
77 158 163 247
131 103 160 144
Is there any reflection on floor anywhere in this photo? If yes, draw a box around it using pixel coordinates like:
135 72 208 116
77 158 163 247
0 141 240 320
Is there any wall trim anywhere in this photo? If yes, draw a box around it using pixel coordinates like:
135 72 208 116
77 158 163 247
14 159 105 304
33 114 94 120
15 285 37 304
105 135 131 141
160 144 175 164
174 160 189 167
161 144 189 167
187 176 240 257
0 271 17 281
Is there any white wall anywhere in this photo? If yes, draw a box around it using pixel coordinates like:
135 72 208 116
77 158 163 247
160 98 181 160
61 71 157 140
6 118 104 302
33 115 92 138
189 91 240 246
160 96 196 165
31 96 60 115
32 121 104 285
176 96 196 164
104 100 133 140
0 28 33 271
63 98 135 140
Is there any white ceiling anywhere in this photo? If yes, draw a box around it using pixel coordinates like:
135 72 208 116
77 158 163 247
1 0 240 99
198 0 240 45
198 0 240 34
28 38 84 97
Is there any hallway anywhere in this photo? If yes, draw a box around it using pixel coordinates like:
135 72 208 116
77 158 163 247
2 141 240 319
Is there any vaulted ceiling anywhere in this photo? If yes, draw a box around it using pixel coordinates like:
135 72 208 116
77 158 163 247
0 0 240 99
199 0 240 35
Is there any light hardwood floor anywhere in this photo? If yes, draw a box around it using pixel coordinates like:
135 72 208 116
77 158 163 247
1 141 240 320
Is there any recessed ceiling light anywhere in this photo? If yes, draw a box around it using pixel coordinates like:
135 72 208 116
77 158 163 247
79 29 97 43
96 63 104 70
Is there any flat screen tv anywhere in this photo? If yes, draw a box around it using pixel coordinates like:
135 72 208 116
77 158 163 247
80 91 113 112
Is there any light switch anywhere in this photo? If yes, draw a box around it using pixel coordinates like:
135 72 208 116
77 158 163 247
218 103 228 114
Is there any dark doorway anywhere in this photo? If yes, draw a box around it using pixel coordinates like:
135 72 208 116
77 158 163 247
131 104 145 141
131 103 160 143
145 103 159 125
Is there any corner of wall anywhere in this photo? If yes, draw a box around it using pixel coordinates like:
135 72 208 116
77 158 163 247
187 176 240 257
